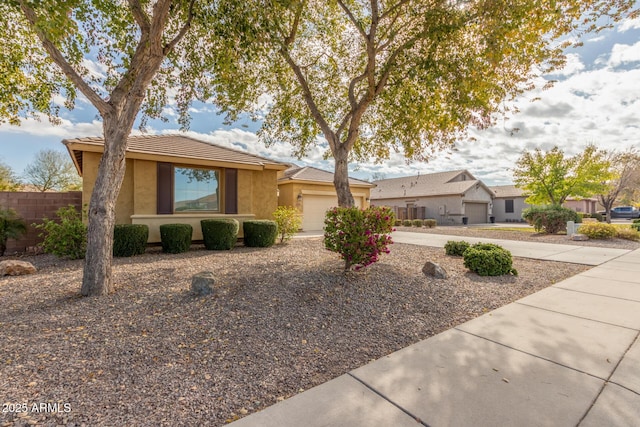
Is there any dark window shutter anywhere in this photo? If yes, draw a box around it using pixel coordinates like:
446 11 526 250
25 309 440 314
157 162 173 214
225 168 238 214
505 199 514 214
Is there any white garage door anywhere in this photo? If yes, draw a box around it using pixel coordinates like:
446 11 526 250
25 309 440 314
302 195 362 231
465 203 488 224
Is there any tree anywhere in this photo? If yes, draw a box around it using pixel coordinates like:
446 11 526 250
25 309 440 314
513 145 612 206
597 149 640 222
23 149 82 192
209 0 634 208
0 160 20 191
0 1 226 295
0 207 27 256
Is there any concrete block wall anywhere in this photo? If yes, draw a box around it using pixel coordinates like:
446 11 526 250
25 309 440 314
0 191 82 255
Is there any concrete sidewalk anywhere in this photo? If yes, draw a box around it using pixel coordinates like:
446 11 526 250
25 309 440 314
230 236 640 427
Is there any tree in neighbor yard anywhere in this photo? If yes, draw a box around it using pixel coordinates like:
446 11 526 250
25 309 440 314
0 1 228 296
23 149 82 192
513 145 612 206
597 148 640 223
207 0 635 208
0 160 21 191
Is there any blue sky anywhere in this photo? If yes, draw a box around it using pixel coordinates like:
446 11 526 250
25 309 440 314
1 16 639 186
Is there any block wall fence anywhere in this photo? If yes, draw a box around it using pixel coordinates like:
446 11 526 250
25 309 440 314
0 191 82 255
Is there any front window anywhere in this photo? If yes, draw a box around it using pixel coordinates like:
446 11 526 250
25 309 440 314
505 199 514 213
174 167 219 212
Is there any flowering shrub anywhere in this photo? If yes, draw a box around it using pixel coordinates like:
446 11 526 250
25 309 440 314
324 206 395 271
272 206 302 243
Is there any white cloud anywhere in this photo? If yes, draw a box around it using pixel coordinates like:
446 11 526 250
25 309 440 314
555 53 585 76
608 41 640 67
618 17 640 32
0 114 103 137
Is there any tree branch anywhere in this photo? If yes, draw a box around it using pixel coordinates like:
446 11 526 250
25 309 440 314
18 1 110 116
164 0 196 54
128 0 151 33
285 0 305 46
337 0 367 39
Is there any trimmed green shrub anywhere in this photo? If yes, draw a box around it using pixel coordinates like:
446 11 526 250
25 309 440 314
444 240 470 256
412 219 424 227
424 219 437 228
616 227 640 241
159 224 192 254
633 218 640 224
590 212 604 222
324 206 395 271
463 243 517 276
201 219 239 250
631 222 640 232
394 219 402 227
0 207 27 256
243 220 278 248
402 219 412 227
34 205 87 259
522 205 580 234
272 206 302 243
113 224 148 257
578 222 617 239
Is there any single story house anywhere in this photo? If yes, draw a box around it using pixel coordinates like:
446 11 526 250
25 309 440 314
371 170 494 225
564 197 600 214
64 134 288 242
489 185 530 222
277 165 375 231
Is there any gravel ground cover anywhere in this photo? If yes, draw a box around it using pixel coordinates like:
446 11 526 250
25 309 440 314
397 225 640 250
2 237 591 426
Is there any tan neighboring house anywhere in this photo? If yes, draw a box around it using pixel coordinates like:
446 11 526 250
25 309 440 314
489 185 530 222
564 197 600 214
277 165 375 231
64 134 288 242
371 170 494 225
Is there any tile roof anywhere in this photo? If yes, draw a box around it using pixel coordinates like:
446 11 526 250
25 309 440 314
371 170 484 199
63 134 288 174
279 166 375 187
489 185 527 198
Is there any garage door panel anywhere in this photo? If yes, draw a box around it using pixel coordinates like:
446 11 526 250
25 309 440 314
465 203 487 224
302 195 363 231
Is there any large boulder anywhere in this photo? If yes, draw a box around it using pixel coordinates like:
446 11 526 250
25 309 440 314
422 261 447 279
0 260 37 277
191 271 216 296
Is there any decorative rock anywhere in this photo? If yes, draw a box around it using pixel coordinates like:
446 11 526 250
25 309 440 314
422 261 447 279
571 234 589 241
0 260 37 277
191 271 216 296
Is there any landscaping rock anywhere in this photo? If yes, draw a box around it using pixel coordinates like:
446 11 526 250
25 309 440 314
191 271 216 296
422 261 447 279
0 260 37 277
571 234 589 241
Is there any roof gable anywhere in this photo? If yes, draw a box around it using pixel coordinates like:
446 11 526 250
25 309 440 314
489 185 527 198
371 170 482 199
63 134 288 175
279 165 375 187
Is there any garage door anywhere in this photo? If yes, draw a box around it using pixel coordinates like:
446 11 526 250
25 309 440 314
465 203 488 224
302 195 362 231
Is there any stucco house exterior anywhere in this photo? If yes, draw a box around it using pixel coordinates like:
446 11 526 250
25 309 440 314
489 185 530 222
371 170 494 225
277 165 374 231
564 197 600 214
64 134 288 242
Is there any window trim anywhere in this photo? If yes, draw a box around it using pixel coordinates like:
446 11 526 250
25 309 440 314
173 164 222 213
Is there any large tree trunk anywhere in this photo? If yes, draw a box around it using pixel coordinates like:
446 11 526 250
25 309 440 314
333 143 355 208
80 120 132 296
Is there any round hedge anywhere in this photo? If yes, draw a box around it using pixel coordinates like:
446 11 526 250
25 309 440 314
243 220 277 248
444 240 470 256
159 223 193 254
463 243 517 276
113 224 148 257
201 218 239 250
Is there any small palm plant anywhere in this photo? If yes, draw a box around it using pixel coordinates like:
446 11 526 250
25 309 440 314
0 207 27 256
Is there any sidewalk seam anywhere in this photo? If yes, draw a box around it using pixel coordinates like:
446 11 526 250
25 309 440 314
515 302 640 332
553 285 640 303
347 373 430 427
577 331 640 426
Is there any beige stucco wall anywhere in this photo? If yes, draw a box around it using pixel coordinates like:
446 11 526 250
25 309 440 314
81 152 281 241
277 181 372 212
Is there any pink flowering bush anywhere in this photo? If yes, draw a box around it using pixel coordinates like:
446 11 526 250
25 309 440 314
324 206 395 271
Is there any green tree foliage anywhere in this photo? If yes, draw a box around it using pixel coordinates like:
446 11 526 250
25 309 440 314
513 145 612 206
23 149 82 192
272 206 302 243
0 207 27 256
209 0 635 207
0 160 21 191
0 1 229 295
34 205 87 260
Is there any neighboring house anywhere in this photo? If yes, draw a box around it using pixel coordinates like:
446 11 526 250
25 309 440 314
64 134 288 242
564 197 599 214
371 170 494 225
490 185 530 222
277 165 375 231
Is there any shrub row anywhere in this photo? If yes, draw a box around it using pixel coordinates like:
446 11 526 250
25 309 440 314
445 240 517 276
395 218 437 228
578 222 640 241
